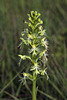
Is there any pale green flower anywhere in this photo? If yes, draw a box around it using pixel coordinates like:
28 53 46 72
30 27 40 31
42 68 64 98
29 45 39 55
30 63 40 75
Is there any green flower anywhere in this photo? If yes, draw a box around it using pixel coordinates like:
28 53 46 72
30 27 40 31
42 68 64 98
30 63 40 75
40 68 49 80
29 45 39 56
42 39 48 47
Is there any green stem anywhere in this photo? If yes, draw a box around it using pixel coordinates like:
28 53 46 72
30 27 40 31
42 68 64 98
32 71 36 100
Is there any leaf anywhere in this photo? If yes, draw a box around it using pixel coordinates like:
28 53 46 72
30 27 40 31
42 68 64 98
4 91 19 100
49 80 65 99
0 70 22 94
38 89 57 100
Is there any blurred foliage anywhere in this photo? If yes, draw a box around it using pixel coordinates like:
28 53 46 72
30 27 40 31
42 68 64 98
0 0 67 100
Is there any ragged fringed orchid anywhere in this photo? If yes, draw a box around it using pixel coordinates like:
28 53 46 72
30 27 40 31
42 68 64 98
18 11 49 100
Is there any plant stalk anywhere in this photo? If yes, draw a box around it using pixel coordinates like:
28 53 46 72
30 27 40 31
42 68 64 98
32 71 36 100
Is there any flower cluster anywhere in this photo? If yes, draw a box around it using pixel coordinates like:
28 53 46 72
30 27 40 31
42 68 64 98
18 11 49 84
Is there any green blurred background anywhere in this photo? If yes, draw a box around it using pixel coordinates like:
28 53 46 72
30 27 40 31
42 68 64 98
0 0 67 100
